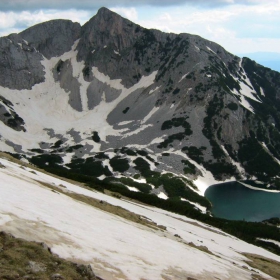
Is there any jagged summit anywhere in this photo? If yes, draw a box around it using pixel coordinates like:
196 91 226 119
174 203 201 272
87 6 133 26
95 6 120 18
78 7 142 59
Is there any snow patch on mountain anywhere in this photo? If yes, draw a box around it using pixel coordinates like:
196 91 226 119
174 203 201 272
238 59 262 103
157 192 168 199
206 46 216 54
231 88 255 113
141 106 160 124
181 198 207 213
0 38 158 154
179 72 189 83
221 145 245 175
148 86 160 94
118 120 134 126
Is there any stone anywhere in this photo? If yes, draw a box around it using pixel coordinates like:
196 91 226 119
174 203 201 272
28 261 46 273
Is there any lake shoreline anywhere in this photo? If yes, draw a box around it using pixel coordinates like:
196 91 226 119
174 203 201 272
205 181 280 222
238 181 280 193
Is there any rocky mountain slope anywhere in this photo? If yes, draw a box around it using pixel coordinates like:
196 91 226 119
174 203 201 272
0 7 280 200
1 153 280 280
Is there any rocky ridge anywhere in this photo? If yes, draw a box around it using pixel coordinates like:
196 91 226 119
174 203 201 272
0 7 280 201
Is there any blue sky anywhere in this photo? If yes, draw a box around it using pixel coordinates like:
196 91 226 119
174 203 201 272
0 0 279 71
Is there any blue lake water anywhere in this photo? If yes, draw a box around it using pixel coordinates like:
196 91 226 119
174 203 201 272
204 181 280 222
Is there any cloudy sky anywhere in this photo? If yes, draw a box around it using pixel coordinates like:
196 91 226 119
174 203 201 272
0 0 279 70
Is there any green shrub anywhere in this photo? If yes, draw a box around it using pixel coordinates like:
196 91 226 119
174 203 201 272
133 157 153 177
94 152 109 159
123 107 130 114
227 102 238 111
238 136 280 180
121 147 137 156
172 88 180 95
182 159 196 175
30 154 63 168
137 150 148 156
182 146 205 164
92 131 100 143
66 145 83 152
157 132 186 149
67 157 112 177
51 140 63 149
110 157 130 173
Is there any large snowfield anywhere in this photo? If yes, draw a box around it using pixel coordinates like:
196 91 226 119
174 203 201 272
0 156 280 279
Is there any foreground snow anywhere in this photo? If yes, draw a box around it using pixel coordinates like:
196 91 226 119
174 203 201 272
0 157 279 279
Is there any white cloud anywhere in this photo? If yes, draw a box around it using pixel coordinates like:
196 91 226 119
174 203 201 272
0 12 17 29
135 1 280 54
229 38 280 54
0 0 269 11
159 13 172 21
0 1 279 55
111 7 138 21
0 9 91 36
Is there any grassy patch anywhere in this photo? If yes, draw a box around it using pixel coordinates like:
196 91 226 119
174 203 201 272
243 253 280 280
0 231 100 280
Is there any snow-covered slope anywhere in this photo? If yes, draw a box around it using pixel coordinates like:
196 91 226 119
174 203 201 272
0 155 279 279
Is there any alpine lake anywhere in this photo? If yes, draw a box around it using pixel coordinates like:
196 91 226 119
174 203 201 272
205 181 280 222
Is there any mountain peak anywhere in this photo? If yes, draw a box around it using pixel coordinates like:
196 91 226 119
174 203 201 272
87 6 129 27
96 7 114 16
78 7 140 56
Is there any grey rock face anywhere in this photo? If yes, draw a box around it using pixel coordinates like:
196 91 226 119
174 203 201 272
0 95 25 131
0 35 44 89
86 78 121 110
77 7 166 88
0 20 81 91
20 19 81 59
53 59 82 111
